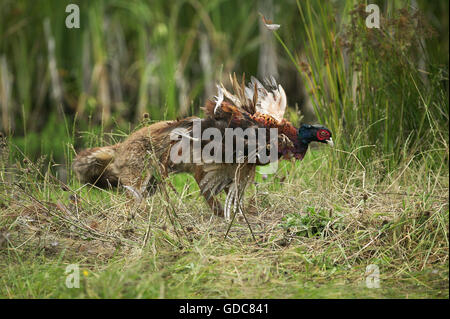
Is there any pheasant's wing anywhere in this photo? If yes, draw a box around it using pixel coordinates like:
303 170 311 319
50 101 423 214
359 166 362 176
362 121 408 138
203 75 287 124
197 114 263 164
193 75 292 218
200 77 290 165
250 76 287 123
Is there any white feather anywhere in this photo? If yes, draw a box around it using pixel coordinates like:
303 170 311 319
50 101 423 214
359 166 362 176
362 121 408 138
170 128 199 141
213 85 224 115
255 81 287 122
212 76 288 123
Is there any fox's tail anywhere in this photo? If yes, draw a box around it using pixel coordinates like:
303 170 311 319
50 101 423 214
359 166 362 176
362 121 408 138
72 145 119 188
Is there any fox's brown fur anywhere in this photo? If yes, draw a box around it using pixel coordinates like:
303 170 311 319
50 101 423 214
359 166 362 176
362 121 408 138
73 117 226 215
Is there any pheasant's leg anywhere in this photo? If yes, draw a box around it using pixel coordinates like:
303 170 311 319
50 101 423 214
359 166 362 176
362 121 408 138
207 196 224 217
193 168 224 217
145 176 160 196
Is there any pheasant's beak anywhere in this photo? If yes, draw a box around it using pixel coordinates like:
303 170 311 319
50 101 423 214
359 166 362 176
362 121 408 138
326 138 334 147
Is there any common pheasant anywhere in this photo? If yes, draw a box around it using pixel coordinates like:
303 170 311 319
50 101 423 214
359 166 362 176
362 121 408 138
73 75 333 220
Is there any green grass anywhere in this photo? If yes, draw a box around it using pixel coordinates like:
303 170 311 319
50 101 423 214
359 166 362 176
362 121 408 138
0 0 448 299
1 0 448 164
2 244 447 298
0 147 448 298
272 0 449 170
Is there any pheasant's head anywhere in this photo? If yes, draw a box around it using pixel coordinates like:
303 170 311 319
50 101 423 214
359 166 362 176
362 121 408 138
298 124 334 147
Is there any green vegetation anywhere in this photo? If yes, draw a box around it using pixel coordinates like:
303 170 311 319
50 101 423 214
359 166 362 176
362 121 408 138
0 0 448 298
1 150 447 298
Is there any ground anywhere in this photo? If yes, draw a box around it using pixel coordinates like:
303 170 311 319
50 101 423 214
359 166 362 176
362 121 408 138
0 147 448 298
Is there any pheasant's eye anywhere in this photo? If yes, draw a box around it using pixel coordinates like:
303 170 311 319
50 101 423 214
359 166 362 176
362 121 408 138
317 129 330 141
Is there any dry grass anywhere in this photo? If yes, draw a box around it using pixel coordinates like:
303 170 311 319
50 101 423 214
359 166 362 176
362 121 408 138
0 140 448 298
